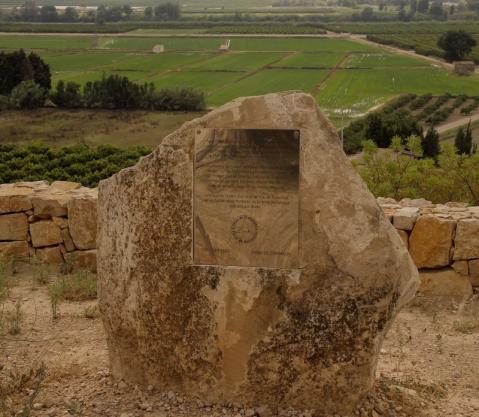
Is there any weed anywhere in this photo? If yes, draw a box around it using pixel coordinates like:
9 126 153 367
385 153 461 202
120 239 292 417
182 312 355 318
435 333 443 354
48 285 61 320
0 363 46 417
66 402 84 416
31 257 49 285
5 301 22 335
83 305 99 319
48 271 97 319
393 324 412 372
59 253 76 276
50 270 97 302
0 257 8 300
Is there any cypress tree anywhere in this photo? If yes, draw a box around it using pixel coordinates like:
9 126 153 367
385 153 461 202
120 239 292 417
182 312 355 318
422 126 440 158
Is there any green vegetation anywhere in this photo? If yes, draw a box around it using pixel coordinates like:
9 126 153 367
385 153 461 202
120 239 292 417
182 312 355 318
0 109 200 148
438 30 477 62
356 137 479 205
2 34 475 119
0 142 151 187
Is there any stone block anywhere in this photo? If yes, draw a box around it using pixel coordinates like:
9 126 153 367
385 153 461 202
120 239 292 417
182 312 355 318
52 216 69 229
454 219 479 260
0 185 33 214
0 213 29 241
68 197 97 250
31 193 71 217
409 215 455 268
29 220 63 248
61 228 76 252
0 241 29 258
71 250 97 272
468 259 479 287
35 246 63 264
419 268 473 297
393 207 419 231
50 181 81 192
452 260 469 276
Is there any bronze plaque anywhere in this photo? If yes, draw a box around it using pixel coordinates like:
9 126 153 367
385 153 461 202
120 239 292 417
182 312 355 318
193 128 300 268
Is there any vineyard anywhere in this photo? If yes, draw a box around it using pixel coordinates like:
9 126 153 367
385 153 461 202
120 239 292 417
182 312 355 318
384 93 479 127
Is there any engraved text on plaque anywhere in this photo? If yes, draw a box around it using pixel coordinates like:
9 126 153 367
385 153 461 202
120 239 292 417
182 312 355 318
193 128 300 268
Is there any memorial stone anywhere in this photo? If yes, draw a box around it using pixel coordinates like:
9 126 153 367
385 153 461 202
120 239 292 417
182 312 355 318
97 92 419 416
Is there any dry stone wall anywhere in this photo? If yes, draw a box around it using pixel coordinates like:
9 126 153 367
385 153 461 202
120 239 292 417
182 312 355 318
380 197 479 296
0 181 97 271
0 179 478 296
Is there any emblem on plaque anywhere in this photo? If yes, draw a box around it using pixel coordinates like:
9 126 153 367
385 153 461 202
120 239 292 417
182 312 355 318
231 215 258 243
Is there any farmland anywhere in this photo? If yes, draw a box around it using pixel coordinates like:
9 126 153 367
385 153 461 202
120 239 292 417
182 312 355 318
326 22 479 63
1 34 479 124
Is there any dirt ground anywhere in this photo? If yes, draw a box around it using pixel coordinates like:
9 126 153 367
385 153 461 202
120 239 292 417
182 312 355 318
1 266 478 417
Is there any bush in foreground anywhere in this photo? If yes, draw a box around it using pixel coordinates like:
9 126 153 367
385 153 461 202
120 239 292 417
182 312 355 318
355 136 479 204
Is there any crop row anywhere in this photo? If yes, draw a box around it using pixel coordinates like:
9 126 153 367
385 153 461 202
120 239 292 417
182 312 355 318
206 25 326 34
0 142 151 187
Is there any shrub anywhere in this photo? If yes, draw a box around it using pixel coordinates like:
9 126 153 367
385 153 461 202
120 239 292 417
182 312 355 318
9 80 46 109
0 142 151 187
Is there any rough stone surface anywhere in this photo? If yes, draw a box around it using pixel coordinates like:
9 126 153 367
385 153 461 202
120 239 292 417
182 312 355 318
97 92 419 415
393 207 419 231
0 184 33 214
419 268 473 297
68 197 97 250
31 194 69 217
408 216 455 268
454 219 479 260
35 246 63 264
0 241 30 258
396 229 409 248
71 249 97 272
452 260 469 276
50 181 82 192
0 213 29 241
30 220 63 248
52 217 69 229
61 229 76 252
468 259 479 287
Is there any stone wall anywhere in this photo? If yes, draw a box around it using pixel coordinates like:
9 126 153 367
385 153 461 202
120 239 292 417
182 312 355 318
380 197 479 296
0 181 97 271
0 180 478 295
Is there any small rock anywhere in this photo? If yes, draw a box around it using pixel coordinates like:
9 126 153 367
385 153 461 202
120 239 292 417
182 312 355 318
47 408 57 417
245 408 256 417
32 403 43 410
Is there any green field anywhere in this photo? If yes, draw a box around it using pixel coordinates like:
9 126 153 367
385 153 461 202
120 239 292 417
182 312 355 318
324 22 479 63
2 34 479 125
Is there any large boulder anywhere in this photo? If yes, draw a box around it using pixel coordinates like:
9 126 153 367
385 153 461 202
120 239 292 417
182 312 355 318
97 92 418 415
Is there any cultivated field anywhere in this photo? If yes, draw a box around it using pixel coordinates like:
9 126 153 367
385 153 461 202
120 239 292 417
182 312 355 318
2 34 479 124
326 22 479 63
